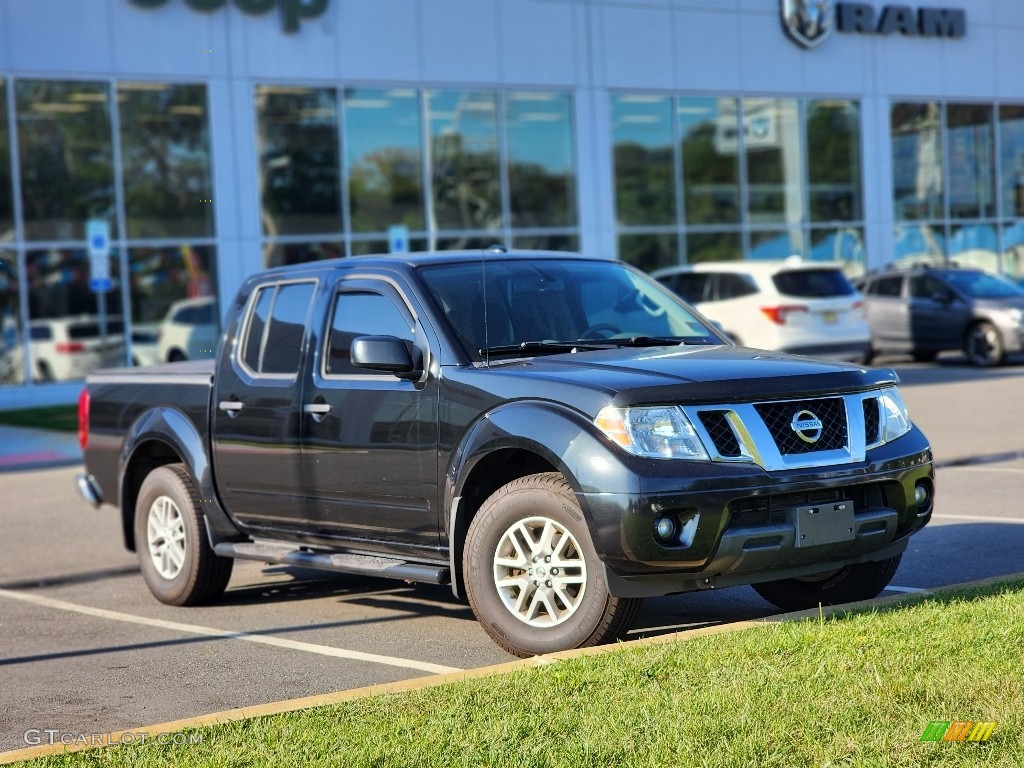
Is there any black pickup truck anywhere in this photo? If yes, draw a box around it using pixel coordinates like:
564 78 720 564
77 251 934 657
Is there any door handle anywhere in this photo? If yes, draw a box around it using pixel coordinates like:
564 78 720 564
218 400 244 419
303 403 332 422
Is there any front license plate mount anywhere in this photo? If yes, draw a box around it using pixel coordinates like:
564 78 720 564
792 499 855 547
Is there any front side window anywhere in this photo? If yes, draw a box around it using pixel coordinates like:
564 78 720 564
241 281 315 376
326 290 414 376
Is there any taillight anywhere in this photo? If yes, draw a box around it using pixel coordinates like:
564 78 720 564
57 341 86 354
853 300 866 319
760 305 808 325
78 388 90 450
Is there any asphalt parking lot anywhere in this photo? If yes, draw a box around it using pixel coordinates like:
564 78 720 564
2 354 1023 753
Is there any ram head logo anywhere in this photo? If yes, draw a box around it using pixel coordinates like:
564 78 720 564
781 0 834 49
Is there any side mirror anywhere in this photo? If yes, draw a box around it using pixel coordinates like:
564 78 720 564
350 335 423 380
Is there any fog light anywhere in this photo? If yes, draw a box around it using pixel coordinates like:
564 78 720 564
914 484 929 507
654 516 677 541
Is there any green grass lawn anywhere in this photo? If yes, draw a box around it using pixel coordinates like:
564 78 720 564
0 405 78 433
20 580 1024 768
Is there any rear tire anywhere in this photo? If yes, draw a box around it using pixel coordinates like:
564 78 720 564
134 464 232 606
463 472 642 657
750 555 902 612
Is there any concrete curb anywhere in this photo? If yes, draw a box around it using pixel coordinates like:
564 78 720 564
3 571 1023 765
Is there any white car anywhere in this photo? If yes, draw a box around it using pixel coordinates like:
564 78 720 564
652 259 870 362
156 297 219 362
29 316 126 382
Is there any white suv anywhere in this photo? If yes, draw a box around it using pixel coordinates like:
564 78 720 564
29 316 126 381
653 260 870 362
156 297 219 362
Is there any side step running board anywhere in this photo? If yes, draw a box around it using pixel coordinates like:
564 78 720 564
214 541 451 585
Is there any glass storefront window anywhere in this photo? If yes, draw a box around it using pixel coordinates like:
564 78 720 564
891 102 943 221
510 233 579 252
26 247 123 381
998 106 1024 219
256 85 342 237
680 97 740 226
810 227 864 273
744 98 802 227
344 87 424 233
612 95 674 227
506 92 576 228
807 101 862 222
0 249 21 385
685 231 741 264
946 104 994 219
1002 221 1024 280
120 83 214 239
893 223 945 265
750 229 803 261
264 240 343 269
618 233 677 273
0 81 13 242
949 223 997 271
128 244 215 324
350 238 426 256
16 80 115 241
427 90 501 233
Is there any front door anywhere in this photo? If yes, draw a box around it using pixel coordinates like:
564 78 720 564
299 276 439 549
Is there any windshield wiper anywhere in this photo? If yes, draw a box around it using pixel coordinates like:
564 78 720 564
611 336 708 347
479 340 616 358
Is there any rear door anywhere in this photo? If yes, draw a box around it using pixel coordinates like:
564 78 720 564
211 278 318 533
299 275 440 547
864 274 909 347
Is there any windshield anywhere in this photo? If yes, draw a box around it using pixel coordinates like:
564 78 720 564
418 258 723 361
941 270 1024 299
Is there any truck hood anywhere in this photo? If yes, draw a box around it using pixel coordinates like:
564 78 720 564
457 344 897 413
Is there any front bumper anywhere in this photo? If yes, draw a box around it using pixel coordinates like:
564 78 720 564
578 426 933 597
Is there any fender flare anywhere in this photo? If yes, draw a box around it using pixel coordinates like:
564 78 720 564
118 406 243 550
444 400 639 596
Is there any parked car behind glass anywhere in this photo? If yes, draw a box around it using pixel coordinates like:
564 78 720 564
652 260 870 362
156 297 218 362
855 265 1024 366
30 316 125 382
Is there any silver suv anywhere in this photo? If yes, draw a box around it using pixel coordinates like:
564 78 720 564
855 266 1024 366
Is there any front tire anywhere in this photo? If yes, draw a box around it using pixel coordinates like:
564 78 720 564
134 464 233 606
964 322 1004 367
463 472 642 657
751 555 902 612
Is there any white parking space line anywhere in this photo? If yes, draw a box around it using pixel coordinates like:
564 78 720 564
943 466 1024 474
884 586 927 594
0 588 461 675
930 513 1024 525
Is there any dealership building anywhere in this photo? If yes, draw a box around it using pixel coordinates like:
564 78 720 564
0 0 1020 405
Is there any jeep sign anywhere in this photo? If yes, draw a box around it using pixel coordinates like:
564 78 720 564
129 0 328 34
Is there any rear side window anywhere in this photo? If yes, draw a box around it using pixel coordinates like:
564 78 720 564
30 326 52 341
772 269 855 298
241 281 316 376
867 276 903 297
718 273 758 300
671 273 712 303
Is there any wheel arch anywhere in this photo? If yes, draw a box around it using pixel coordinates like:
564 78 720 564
118 406 242 551
444 400 634 599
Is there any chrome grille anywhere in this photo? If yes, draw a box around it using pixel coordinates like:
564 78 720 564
753 397 847 454
698 410 741 457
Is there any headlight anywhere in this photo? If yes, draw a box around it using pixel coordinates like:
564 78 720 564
876 387 912 445
595 405 710 460
1008 307 1024 326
